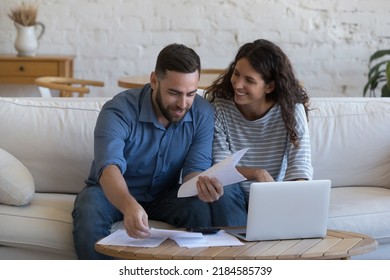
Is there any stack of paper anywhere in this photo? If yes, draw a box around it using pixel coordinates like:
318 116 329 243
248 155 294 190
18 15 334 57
97 229 166 247
171 230 243 248
96 228 243 248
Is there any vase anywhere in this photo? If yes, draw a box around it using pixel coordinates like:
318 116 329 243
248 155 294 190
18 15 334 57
14 22 45 56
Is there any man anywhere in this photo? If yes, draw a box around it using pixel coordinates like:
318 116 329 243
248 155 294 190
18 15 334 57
72 43 247 259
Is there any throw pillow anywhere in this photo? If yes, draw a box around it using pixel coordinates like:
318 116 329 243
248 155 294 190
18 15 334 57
0 149 35 206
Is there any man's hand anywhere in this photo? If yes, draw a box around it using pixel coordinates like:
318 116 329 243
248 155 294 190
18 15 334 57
99 165 150 239
196 176 223 202
122 200 151 239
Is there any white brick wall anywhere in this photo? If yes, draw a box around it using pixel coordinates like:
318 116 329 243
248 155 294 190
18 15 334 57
1 0 389 97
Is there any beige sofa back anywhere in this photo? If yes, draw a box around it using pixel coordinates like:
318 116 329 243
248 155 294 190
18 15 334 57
0 97 110 193
1 97 390 194
309 98 390 188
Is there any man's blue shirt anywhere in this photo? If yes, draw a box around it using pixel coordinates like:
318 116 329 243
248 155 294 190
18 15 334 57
86 84 214 203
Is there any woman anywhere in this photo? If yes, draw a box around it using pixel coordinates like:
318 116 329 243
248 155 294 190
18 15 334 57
204 39 313 203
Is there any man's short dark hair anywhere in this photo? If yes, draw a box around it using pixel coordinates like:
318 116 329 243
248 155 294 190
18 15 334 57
155 43 201 80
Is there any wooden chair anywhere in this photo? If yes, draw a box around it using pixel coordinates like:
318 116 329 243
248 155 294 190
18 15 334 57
35 76 104 97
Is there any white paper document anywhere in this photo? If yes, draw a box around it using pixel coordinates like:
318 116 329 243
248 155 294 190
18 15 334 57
97 228 203 248
97 228 243 248
149 228 203 239
96 229 166 247
177 148 249 197
172 230 244 248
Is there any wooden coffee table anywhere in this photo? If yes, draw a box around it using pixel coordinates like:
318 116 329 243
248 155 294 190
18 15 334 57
95 229 377 260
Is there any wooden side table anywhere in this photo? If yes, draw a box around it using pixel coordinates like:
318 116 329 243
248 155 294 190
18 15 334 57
95 229 378 260
0 54 74 84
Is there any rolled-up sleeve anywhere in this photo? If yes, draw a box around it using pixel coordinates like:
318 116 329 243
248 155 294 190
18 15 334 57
94 102 130 180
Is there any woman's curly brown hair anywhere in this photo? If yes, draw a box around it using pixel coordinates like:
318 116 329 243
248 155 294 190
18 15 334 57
204 39 310 146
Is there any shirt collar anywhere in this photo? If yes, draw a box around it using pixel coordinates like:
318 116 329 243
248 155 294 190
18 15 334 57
139 87 156 123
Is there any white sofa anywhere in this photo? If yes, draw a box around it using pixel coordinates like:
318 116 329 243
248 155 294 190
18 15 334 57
0 96 389 260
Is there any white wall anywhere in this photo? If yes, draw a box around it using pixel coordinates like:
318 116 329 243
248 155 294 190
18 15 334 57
1 0 389 97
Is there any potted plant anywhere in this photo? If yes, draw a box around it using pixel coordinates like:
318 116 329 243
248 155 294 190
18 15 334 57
363 49 390 97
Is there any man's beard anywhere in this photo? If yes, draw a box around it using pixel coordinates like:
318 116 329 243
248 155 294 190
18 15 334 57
155 86 189 123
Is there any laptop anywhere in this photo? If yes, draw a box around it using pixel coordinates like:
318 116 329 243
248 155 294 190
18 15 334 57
226 180 331 241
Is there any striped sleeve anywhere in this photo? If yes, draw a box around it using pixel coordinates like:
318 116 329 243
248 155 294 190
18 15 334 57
284 104 313 180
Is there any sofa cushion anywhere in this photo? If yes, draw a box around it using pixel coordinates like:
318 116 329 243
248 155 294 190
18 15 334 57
0 97 110 194
0 149 34 206
309 98 390 188
328 186 390 242
0 193 76 258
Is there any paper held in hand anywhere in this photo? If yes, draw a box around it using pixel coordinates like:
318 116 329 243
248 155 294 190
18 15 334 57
177 148 249 197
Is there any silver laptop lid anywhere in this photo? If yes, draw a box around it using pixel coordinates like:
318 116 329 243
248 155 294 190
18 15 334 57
245 180 331 241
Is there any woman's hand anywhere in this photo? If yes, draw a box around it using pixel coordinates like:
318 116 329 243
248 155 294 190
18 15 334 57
253 168 275 182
